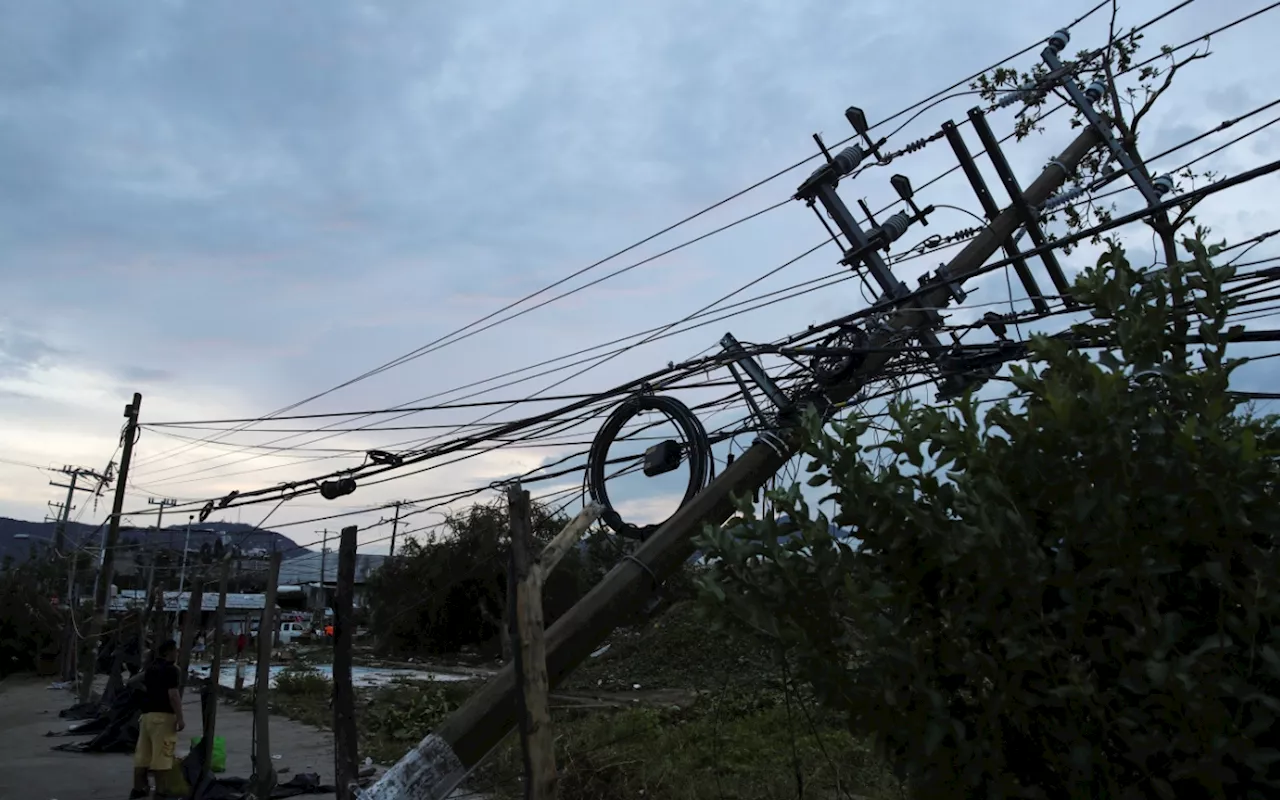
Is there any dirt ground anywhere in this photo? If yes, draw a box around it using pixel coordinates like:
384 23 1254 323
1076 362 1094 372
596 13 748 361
0 674 342 800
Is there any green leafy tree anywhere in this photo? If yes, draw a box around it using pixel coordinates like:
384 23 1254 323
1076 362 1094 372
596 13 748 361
0 548 66 677
696 239 1280 798
367 499 593 658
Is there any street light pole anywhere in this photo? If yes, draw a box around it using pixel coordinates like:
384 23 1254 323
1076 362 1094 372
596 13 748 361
177 514 194 596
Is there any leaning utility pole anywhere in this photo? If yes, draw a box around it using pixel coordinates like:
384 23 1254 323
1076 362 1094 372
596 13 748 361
360 120 1107 800
79 392 142 704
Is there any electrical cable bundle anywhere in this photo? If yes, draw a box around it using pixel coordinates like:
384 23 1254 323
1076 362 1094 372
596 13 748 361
586 393 712 540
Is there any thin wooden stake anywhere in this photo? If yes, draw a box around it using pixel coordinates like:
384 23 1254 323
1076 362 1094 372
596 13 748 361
333 525 360 799
508 484 557 800
177 578 204 693
200 557 231 785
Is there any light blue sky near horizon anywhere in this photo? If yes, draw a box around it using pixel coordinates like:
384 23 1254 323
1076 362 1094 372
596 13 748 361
1 0 1278 555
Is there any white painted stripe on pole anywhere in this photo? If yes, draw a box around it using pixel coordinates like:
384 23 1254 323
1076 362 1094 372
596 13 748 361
357 733 467 800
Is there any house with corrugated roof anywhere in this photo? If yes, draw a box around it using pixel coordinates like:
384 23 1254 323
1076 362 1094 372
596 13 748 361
277 550 387 612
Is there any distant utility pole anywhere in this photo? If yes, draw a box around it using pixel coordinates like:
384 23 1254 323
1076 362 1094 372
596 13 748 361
79 392 142 704
388 501 405 558
46 466 102 684
144 498 177 648
49 465 105 554
148 497 177 539
318 529 330 612
177 514 194 596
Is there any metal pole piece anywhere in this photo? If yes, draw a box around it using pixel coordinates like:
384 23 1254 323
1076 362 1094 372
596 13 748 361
810 183 946 356
967 108 1075 300
812 183 901 295
719 333 790 412
725 363 770 428
1041 47 1161 206
942 121 1051 312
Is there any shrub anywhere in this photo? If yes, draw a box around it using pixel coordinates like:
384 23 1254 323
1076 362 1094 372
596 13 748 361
697 238 1280 797
274 664 331 697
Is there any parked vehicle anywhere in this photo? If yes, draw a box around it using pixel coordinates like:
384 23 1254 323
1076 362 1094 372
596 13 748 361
278 621 307 645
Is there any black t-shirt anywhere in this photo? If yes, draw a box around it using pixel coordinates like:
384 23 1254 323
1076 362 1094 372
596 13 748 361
141 660 180 714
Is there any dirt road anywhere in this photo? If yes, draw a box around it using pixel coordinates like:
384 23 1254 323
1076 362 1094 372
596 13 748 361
0 674 340 800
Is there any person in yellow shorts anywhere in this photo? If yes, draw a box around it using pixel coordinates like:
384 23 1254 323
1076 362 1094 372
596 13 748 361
131 639 185 799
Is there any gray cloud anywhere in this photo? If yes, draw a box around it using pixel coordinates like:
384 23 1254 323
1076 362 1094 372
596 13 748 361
0 329 61 377
117 365 176 384
1 0 1277 531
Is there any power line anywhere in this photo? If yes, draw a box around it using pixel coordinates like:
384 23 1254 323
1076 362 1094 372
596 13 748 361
110 3 1280 537
129 94 1270 491
128 2 1119 476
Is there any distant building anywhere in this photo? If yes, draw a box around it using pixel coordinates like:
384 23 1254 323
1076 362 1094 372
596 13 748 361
277 551 386 611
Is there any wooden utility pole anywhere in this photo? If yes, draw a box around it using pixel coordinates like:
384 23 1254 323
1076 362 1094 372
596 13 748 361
508 484 556 800
333 525 360 799
534 504 603 581
200 557 231 784
178 577 204 692
79 392 142 704
253 551 282 800
358 125 1105 800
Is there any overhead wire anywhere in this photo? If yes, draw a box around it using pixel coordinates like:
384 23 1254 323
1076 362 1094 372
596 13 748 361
117 3 1280 537
127 0 1120 480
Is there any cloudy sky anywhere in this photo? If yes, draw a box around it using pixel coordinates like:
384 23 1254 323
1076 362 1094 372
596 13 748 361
2 0 1277 554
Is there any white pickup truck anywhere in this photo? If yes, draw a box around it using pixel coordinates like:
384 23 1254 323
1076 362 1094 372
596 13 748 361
278 621 308 645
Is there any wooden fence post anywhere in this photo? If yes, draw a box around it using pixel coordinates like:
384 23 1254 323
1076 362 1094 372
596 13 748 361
333 525 360 798
199 558 231 785
177 578 204 693
508 484 557 800
253 551 282 800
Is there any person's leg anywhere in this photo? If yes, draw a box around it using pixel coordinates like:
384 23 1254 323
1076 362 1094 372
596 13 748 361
132 713 154 798
148 712 178 779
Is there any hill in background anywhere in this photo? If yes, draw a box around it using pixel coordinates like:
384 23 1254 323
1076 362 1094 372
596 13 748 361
0 516 305 564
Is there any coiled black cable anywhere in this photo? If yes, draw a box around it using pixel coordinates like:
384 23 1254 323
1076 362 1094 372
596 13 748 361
586 393 712 540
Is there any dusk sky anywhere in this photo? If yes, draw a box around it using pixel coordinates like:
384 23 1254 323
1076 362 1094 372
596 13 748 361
2 0 1277 554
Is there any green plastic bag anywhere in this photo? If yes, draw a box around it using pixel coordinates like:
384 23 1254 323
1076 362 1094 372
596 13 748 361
190 735 227 773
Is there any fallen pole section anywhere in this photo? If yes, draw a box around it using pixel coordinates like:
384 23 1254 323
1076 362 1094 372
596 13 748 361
359 125 1103 800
